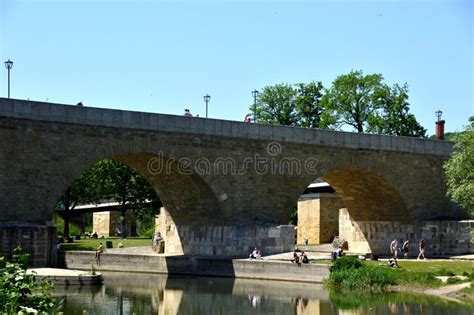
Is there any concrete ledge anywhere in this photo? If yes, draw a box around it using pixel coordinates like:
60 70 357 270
0 98 453 156
63 251 330 283
27 268 103 285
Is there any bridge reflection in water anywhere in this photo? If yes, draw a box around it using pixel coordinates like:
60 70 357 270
57 272 472 315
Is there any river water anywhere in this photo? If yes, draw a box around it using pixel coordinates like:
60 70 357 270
56 272 472 315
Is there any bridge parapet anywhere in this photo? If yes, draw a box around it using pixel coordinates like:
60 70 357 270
0 98 453 156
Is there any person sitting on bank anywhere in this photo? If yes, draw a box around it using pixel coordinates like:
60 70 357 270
152 231 165 254
388 257 399 268
299 251 309 264
331 246 344 261
291 251 299 264
249 247 262 260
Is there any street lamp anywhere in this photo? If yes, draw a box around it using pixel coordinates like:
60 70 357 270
251 89 259 123
435 109 443 122
4 59 13 98
203 94 211 118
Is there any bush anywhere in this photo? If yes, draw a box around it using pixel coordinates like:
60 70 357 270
330 256 362 272
0 247 59 314
137 215 155 238
446 277 462 284
326 265 397 292
435 268 455 277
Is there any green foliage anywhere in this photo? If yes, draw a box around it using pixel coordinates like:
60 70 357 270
444 116 474 216
0 247 59 314
252 82 336 129
434 268 455 277
288 207 297 225
137 214 156 238
323 70 385 133
366 83 426 137
446 277 463 284
56 159 161 236
330 255 362 272
254 83 299 126
253 71 426 138
326 265 396 292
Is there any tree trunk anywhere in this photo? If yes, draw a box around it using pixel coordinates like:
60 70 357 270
64 215 70 237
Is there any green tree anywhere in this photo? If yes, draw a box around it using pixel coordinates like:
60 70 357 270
444 117 474 216
58 168 98 236
295 82 337 128
254 83 298 126
88 159 160 236
252 82 336 129
366 83 427 137
57 159 160 237
323 70 385 132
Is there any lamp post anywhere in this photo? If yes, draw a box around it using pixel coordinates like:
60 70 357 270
251 89 259 123
203 94 211 118
435 109 443 122
4 59 13 98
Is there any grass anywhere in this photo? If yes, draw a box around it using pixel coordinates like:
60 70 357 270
362 260 473 275
316 258 472 275
60 237 151 251
324 256 474 293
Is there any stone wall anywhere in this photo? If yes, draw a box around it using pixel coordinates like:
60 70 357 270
155 207 294 257
63 251 330 283
339 208 474 256
0 222 56 267
93 211 137 237
297 193 344 244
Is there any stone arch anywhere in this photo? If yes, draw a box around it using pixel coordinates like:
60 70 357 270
321 167 410 223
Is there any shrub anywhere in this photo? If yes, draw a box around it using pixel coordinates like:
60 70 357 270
326 265 397 292
446 277 462 284
330 255 362 272
435 268 455 277
0 247 59 314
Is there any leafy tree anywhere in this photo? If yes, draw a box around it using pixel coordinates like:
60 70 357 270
295 82 337 128
252 82 336 129
254 83 298 126
58 168 98 236
366 83 427 137
444 117 474 216
57 159 160 237
323 70 385 132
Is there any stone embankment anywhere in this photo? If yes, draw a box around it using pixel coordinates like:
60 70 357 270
63 250 330 283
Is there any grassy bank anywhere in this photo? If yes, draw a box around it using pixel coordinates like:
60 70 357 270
60 238 151 251
325 256 474 293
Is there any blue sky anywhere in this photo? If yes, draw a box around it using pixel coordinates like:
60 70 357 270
1 0 472 135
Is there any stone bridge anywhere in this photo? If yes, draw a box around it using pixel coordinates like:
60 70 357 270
0 98 467 266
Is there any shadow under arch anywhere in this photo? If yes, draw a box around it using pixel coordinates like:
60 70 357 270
113 153 221 226
320 167 411 223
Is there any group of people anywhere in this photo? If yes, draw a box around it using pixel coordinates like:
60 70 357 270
292 251 309 265
390 238 426 260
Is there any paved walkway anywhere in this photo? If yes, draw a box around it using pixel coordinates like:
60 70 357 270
104 246 473 261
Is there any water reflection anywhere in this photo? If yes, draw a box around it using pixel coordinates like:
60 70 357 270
55 272 472 315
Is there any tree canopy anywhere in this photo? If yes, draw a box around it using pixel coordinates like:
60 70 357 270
444 117 474 216
253 82 336 129
251 70 426 137
57 159 160 236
